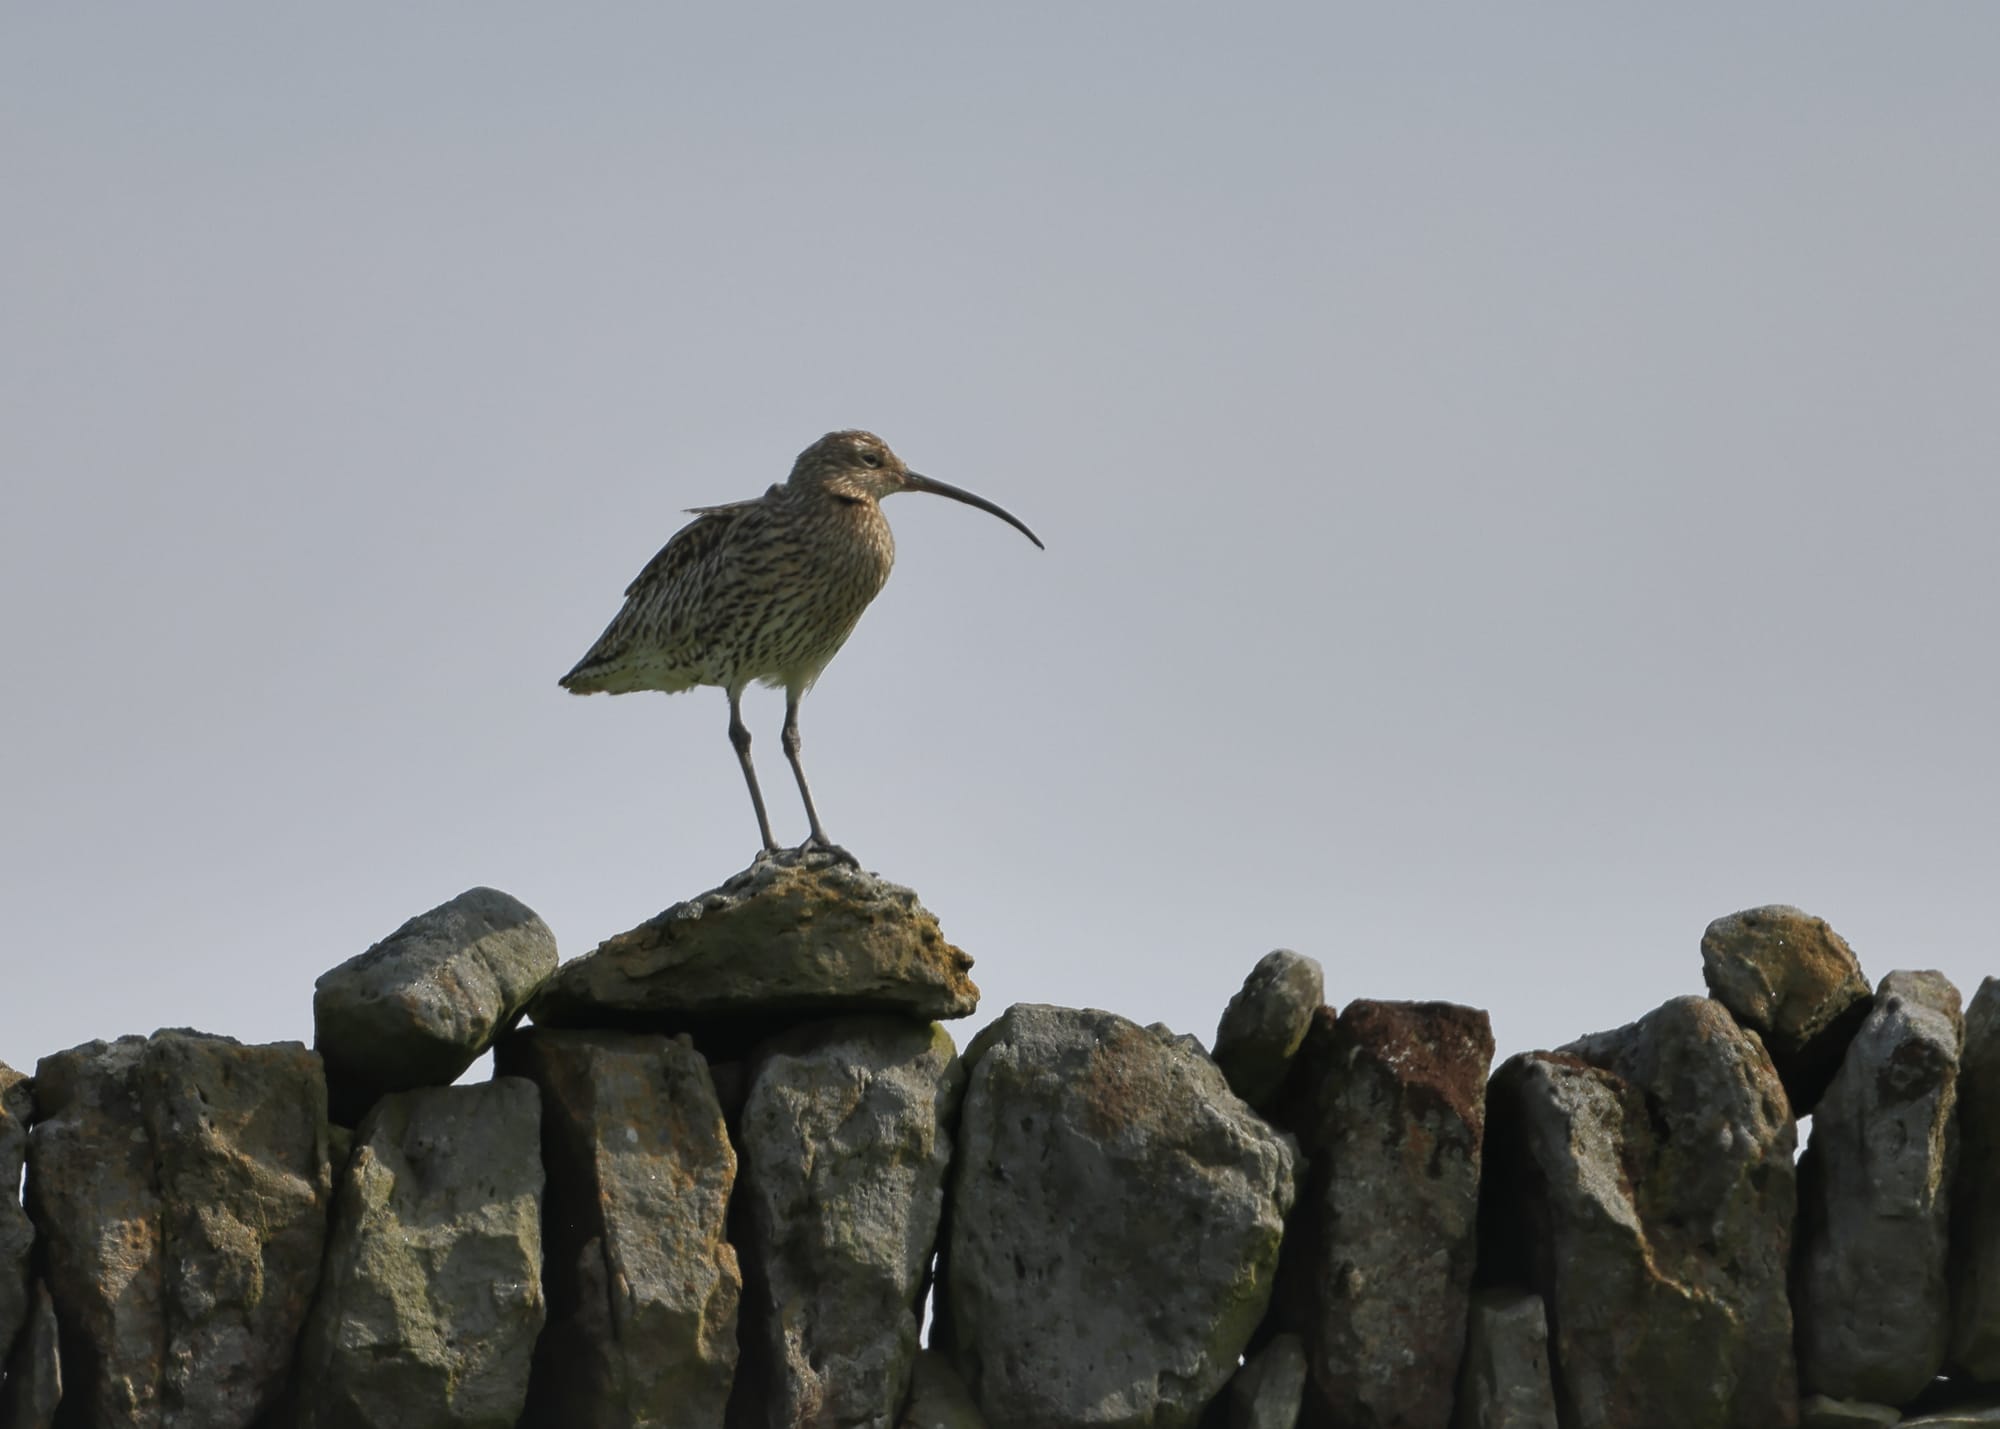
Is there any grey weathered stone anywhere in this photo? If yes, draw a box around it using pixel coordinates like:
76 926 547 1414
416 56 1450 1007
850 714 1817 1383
1303 1000 1491 1429
315 887 557 1123
1798 1397 1903 1429
901 1350 987 1429
1453 1289 1558 1429
1700 904 1872 1115
0 1064 33 1372
1485 997 1798 1429
496 1030 739 1429
0 1279 61 1429
736 1017 962 1429
530 850 977 1035
938 1003 1296 1429
24 1039 155 1429
294 1080 545 1429
25 1031 330 1429
1952 976 2000 1378
1212 951 1324 1111
1796 969 1962 1404
1224 1332 1307 1429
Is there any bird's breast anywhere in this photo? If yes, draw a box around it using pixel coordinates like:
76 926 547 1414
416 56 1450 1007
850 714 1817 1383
724 498 896 688
809 501 896 618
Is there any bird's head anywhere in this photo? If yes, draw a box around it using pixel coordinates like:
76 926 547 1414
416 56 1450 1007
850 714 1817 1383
789 430 912 500
787 429 1045 549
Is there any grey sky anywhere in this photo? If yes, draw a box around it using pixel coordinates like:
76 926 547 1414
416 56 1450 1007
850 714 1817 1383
4 6 1996 1076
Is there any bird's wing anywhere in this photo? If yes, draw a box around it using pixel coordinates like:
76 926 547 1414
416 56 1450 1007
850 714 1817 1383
559 494 774 692
620 497 762 599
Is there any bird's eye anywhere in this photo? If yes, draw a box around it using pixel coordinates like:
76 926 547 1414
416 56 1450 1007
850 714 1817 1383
860 452 883 468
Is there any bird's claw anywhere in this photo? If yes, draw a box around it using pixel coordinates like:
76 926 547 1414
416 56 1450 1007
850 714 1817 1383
748 839 859 871
798 837 860 869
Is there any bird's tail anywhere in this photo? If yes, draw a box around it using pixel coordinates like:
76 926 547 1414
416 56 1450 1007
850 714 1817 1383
558 647 615 693
558 651 699 696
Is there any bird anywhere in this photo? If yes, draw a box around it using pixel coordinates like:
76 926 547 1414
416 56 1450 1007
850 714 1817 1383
560 429 1044 861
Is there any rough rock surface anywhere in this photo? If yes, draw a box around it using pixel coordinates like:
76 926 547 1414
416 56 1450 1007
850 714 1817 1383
496 1030 739 1429
530 850 978 1037
1484 997 1797 1429
1953 976 2000 1379
1700 904 1872 1115
294 1080 545 1429
735 1017 962 1429
0 1063 33 1370
1796 969 1963 1403
0 1279 61 1429
938 1003 1296 1429
315 887 557 1123
1303 1000 1491 1428
1221 1332 1307 1429
1798 1398 1902 1429
25 1031 330 1429
1212 951 1324 1111
901 1350 987 1429
1454 1289 1558 1429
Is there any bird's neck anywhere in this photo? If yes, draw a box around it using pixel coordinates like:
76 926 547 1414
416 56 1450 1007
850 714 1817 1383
812 474 879 506
829 487 896 576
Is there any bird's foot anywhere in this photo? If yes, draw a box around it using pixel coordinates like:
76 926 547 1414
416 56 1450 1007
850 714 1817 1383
797 836 860 869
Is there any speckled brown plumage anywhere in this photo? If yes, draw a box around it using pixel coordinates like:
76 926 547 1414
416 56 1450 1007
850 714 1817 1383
561 429 1042 858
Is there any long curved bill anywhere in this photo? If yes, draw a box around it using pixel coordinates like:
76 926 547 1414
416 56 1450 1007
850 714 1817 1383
903 472 1045 550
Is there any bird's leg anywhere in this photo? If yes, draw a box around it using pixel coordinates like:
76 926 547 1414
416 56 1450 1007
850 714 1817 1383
782 691 858 867
728 689 780 855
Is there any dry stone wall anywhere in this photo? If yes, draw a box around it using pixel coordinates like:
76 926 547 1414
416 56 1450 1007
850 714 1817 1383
1 868 1998 1429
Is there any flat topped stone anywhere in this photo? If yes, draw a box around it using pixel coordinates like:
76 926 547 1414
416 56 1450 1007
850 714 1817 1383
530 849 978 1033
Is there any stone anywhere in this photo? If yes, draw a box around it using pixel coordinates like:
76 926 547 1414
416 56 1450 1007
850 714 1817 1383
1453 1289 1558 1429
937 1003 1295 1429
24 1039 156 1428
294 1080 545 1429
1798 1397 1903 1429
1700 904 1873 1115
1483 997 1797 1429
735 1017 962 1429
326 1120 353 1178
0 1279 61 1429
1224 1332 1307 1429
1902 1406 2000 1427
315 887 557 1123
25 1031 330 1429
1212 951 1324 1111
901 1350 987 1429
495 1030 739 1428
1797 969 1963 1404
0 1064 33 1371
1253 1005 1340 1348
1952 977 2000 1378
1303 1000 1492 1428
529 849 977 1044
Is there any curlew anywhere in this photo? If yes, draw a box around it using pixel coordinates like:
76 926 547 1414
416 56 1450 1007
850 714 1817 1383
560 429 1043 860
